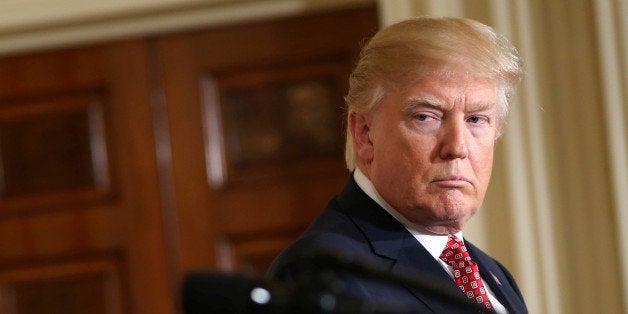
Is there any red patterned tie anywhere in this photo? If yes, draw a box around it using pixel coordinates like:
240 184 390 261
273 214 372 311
439 234 493 311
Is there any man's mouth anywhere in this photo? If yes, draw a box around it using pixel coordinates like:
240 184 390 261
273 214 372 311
432 176 471 188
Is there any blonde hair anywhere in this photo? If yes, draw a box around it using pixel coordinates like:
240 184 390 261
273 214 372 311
344 17 524 170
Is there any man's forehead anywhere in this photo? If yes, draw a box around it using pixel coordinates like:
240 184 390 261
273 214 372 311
371 73 500 116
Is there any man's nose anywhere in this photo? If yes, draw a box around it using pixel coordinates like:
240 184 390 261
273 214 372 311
439 120 469 160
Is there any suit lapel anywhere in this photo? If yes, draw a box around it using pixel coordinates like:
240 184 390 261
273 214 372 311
391 236 470 313
466 241 528 313
337 178 476 313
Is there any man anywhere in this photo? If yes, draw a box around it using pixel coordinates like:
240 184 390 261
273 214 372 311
268 17 527 313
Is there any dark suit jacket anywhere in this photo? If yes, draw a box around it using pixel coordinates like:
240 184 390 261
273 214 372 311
268 176 528 313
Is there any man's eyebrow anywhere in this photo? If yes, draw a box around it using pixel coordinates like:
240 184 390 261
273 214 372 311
467 102 496 112
403 96 447 113
403 96 496 113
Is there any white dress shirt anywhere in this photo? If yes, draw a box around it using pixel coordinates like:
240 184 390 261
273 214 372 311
353 168 508 314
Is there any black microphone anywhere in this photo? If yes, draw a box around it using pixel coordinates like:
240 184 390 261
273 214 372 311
182 272 278 314
182 271 379 314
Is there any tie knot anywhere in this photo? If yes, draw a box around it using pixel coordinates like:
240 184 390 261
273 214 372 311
439 235 471 265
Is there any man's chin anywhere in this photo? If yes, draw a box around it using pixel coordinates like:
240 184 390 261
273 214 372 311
423 222 464 235
435 195 478 223
425 211 475 234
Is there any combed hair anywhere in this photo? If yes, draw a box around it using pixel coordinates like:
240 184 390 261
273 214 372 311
344 17 524 170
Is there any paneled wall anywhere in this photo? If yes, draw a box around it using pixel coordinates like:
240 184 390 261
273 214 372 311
154 5 378 275
0 41 175 314
0 4 378 313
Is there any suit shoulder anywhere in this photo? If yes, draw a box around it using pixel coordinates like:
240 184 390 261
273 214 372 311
465 241 527 310
267 202 372 281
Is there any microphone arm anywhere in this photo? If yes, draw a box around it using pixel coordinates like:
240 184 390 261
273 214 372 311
303 252 494 313
182 252 494 313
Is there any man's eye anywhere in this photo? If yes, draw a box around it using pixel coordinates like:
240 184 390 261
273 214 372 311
467 116 486 124
416 114 431 121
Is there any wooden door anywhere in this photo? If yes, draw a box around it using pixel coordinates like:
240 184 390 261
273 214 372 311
157 6 378 276
0 41 174 314
0 6 379 313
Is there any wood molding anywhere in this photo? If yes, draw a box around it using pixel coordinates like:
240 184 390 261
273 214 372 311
0 0 373 57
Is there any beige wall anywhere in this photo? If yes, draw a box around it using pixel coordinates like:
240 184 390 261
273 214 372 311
2 0 626 313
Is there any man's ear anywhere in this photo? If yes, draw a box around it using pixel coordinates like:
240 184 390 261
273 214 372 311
349 111 374 164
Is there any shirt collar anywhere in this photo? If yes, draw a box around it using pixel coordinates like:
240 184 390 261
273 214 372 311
353 168 463 260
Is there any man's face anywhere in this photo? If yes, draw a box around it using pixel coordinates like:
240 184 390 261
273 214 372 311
351 75 499 234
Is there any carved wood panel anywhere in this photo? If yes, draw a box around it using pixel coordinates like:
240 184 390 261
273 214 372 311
157 6 378 275
0 41 174 314
0 6 379 313
0 255 125 314
0 92 110 212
